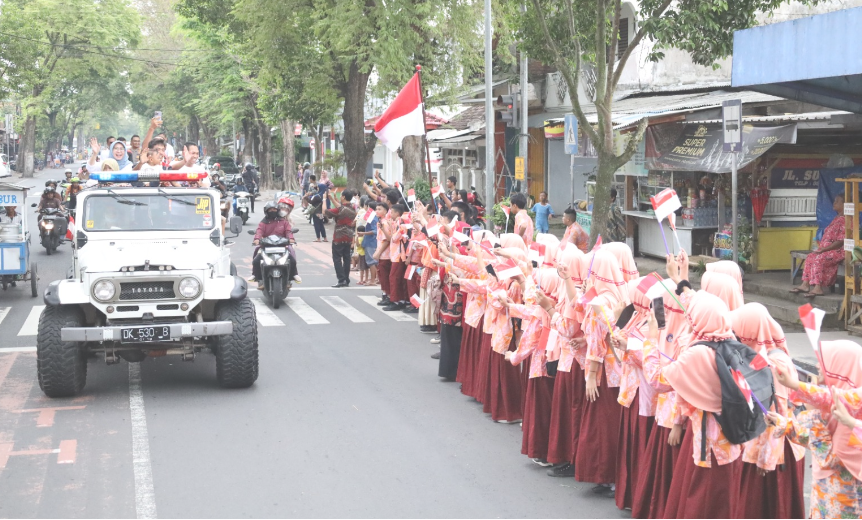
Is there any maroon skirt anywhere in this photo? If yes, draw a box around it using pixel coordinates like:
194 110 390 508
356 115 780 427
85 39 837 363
734 439 806 519
570 362 585 461
475 333 493 405
485 347 523 422
521 375 555 460
664 423 742 519
574 375 621 484
615 391 655 511
519 357 530 416
631 425 681 519
547 368 577 465
456 319 483 399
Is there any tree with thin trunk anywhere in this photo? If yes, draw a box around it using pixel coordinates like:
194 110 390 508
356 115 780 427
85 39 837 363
513 0 820 242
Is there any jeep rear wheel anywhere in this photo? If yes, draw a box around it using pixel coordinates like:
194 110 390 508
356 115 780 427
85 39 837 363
214 298 258 388
37 305 87 397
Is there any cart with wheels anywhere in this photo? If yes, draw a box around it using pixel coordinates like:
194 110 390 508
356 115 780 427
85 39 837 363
0 183 38 297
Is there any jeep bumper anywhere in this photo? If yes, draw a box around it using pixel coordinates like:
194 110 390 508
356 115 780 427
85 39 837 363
60 321 234 342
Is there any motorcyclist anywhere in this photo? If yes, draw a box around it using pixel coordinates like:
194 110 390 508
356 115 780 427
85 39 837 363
241 163 258 212
66 177 83 213
232 177 251 216
37 180 64 211
61 168 73 201
251 201 300 290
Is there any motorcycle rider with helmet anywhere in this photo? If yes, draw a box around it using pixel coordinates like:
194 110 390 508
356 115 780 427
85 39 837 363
38 180 64 211
251 201 300 290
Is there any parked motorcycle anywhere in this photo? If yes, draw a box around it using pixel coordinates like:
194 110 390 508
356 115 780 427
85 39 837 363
234 191 251 224
37 208 67 255
249 231 296 308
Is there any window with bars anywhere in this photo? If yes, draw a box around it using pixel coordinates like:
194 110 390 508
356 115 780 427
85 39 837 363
618 18 629 58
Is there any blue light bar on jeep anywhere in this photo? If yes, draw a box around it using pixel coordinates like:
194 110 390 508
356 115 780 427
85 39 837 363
90 171 209 183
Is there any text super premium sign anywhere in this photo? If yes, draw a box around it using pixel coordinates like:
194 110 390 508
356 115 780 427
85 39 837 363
644 123 797 173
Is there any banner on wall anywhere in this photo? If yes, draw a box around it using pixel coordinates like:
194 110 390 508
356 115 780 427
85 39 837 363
644 123 797 173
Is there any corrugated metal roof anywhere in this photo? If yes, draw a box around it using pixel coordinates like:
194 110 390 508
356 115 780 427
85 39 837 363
680 110 849 124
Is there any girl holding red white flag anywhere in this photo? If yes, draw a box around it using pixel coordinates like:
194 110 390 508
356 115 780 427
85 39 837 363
728 303 806 519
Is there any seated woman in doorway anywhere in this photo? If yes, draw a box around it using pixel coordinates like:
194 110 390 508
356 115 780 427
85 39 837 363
791 193 846 298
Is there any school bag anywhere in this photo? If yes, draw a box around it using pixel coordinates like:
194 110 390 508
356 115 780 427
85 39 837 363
694 339 775 461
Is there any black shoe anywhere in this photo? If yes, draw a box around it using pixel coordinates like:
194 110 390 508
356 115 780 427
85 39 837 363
419 325 436 333
383 303 405 311
547 463 575 478
331 282 346 288
590 484 611 495
601 488 615 499
402 306 419 314
430 351 440 359
377 296 391 306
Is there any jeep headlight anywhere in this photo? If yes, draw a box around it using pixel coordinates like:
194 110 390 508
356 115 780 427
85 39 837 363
93 280 116 301
178 277 201 298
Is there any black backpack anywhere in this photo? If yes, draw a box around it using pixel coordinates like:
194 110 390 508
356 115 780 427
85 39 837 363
695 339 775 461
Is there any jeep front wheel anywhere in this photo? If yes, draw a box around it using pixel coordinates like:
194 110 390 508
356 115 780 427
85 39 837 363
37 305 87 397
214 298 258 388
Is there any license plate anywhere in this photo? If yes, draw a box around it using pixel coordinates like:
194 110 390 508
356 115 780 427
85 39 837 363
121 326 171 343
264 247 286 254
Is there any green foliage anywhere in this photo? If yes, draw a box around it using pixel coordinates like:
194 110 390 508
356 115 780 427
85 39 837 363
412 178 431 203
331 175 348 188
313 151 346 176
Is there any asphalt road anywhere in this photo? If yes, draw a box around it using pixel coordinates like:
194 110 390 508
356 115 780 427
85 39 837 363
0 167 626 519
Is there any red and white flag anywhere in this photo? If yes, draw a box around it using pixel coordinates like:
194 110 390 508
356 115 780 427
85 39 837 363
577 287 598 306
495 258 523 280
374 73 426 152
750 346 771 370
451 230 471 243
799 303 826 352
480 240 496 256
426 216 441 237
431 184 444 198
501 205 510 219
731 368 755 411
407 189 416 203
529 243 546 264
410 293 425 308
404 265 417 280
592 235 603 250
650 188 682 222
66 215 76 241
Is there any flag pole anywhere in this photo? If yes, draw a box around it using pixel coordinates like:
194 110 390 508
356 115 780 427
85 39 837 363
415 65 434 195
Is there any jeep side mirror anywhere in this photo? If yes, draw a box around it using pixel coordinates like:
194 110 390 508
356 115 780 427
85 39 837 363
228 216 243 236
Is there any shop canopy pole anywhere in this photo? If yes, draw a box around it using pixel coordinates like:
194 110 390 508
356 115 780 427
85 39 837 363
721 99 743 264
732 156 738 263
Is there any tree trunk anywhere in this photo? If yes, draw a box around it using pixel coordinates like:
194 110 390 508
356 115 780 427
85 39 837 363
341 62 376 191
589 151 616 245
188 116 200 146
241 119 253 167
20 115 37 177
315 125 325 164
256 120 273 190
199 118 218 158
67 124 77 155
280 119 298 192
400 135 424 186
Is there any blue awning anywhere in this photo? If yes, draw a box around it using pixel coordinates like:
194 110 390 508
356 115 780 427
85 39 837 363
732 7 862 114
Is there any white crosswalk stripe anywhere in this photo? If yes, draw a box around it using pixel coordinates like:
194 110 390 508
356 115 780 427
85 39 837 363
250 298 286 327
18 305 44 336
357 295 417 322
0 346 36 353
320 296 374 323
285 297 329 325
0 307 10 328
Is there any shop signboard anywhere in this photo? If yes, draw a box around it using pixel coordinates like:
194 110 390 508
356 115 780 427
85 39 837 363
615 133 647 176
645 123 797 173
515 157 525 180
770 168 821 189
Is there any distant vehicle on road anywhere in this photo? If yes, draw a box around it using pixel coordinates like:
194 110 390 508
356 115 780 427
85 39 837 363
205 156 240 186
0 154 11 178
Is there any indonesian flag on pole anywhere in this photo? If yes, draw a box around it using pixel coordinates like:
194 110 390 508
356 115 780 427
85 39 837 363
374 73 425 152
407 189 416 203
731 369 755 412
404 265 417 280
66 215 76 241
410 293 425 308
431 184 444 198
426 216 441 237
496 258 523 280
650 188 682 222
799 303 826 352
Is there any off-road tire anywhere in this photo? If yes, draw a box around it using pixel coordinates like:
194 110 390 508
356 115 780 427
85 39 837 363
37 305 87 397
214 298 258 388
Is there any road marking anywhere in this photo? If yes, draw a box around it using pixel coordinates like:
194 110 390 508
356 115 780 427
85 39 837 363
357 296 417 322
129 363 157 519
0 307 10 328
285 297 329 325
57 440 77 464
250 298 285 326
18 306 44 336
288 286 379 291
320 296 374 323
16 406 87 427
0 346 36 353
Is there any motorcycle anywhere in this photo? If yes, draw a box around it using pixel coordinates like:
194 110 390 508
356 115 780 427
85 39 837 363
37 207 68 255
234 191 251 224
249 231 296 309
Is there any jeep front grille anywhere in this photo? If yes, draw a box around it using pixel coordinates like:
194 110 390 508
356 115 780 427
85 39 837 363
119 281 175 300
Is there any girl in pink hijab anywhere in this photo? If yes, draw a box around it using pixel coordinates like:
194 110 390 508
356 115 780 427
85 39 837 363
705 260 743 293
661 291 744 519
576 250 630 493
700 271 744 310
604 242 640 282
729 303 805 519
770 340 862 519
504 268 562 464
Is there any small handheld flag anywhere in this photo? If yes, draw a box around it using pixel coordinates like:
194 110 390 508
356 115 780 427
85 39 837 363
731 369 755 412
650 188 682 221
407 189 416 203
431 185 444 198
577 287 598 306
495 259 523 280
410 294 425 308
452 230 471 243
529 243 546 265
404 265 417 280
799 303 826 352
66 215 76 241
426 216 441 237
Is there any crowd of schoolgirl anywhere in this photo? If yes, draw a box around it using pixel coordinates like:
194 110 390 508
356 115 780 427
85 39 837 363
352 179 862 519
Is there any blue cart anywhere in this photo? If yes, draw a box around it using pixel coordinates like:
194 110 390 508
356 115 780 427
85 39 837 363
0 183 37 296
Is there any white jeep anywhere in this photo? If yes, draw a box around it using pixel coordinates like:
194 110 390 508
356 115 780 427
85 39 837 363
38 184 258 397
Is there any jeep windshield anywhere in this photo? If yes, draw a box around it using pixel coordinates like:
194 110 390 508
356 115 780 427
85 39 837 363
82 193 216 232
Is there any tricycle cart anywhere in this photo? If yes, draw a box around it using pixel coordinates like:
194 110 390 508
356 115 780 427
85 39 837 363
0 182 38 296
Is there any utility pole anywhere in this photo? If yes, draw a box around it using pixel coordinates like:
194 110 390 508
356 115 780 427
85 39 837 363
519 14 529 199
483 0 494 220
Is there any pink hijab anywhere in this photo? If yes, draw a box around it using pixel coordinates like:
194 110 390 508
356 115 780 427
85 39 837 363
659 279 688 359
700 271 744 311
499 233 527 252
625 277 652 331
604 242 639 282
820 340 862 481
663 292 735 413
728 303 788 355
588 249 630 307
706 260 743 293
536 269 563 327
557 247 584 321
